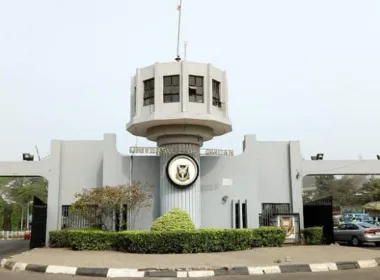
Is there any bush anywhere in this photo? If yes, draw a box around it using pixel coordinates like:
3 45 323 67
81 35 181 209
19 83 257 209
49 226 284 253
150 208 195 232
256 227 286 247
302 227 323 245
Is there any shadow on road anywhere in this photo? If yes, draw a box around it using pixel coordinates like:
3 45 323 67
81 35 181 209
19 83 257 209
0 240 29 259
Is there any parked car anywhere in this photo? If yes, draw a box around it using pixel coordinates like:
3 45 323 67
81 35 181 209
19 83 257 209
363 220 380 226
24 231 31 240
334 222 380 246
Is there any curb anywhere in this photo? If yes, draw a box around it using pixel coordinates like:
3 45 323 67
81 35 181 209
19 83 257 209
1 258 380 277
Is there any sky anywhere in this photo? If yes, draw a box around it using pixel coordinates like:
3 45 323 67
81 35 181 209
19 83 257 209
0 0 380 161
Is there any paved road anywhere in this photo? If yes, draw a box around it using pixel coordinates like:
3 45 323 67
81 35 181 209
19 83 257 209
0 240 29 259
1 267 380 280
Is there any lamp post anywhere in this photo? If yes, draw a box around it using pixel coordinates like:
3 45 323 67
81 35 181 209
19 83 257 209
311 153 324 160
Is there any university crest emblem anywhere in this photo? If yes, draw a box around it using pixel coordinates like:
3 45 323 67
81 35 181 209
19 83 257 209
176 164 190 182
166 154 200 188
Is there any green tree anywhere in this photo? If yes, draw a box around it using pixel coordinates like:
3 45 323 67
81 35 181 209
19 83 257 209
357 178 380 204
312 175 361 209
0 177 47 230
71 182 152 231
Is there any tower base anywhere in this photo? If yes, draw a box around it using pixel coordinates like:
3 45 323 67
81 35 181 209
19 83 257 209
159 142 201 228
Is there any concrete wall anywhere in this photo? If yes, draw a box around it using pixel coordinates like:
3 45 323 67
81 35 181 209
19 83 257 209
3 133 380 244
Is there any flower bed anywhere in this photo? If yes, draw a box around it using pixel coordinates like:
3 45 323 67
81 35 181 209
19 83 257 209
49 227 285 254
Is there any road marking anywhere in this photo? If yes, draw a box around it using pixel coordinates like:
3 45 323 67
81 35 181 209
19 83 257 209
177 271 188 277
188 270 215 277
248 266 264 275
106 268 144 278
357 260 378 268
12 262 27 271
309 263 330 272
326 263 338 271
46 265 77 275
262 266 281 274
0 259 7 268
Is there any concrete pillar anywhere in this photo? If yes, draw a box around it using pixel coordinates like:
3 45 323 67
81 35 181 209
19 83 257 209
158 142 201 228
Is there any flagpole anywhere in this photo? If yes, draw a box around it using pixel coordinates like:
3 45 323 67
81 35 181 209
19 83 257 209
175 0 183 61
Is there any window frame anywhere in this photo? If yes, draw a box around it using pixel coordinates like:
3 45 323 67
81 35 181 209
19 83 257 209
188 75 204 103
143 78 155 106
163 75 180 103
212 79 222 107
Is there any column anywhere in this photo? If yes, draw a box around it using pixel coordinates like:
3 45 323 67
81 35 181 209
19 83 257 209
159 143 201 228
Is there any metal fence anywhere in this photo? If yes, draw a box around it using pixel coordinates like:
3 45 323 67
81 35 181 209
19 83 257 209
259 203 291 227
61 205 101 229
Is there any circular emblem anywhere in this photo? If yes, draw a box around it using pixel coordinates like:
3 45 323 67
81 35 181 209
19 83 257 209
166 154 200 188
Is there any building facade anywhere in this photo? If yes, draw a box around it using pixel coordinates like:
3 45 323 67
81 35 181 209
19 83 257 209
1 60 380 244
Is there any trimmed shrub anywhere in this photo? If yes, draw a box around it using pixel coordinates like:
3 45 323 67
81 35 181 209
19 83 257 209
256 227 286 247
302 227 323 245
50 229 116 251
49 227 284 253
150 208 195 232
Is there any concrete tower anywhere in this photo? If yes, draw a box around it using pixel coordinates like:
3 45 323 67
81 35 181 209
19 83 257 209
126 61 232 227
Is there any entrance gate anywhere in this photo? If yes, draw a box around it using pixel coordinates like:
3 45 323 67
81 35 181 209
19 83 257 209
30 196 47 249
303 196 334 244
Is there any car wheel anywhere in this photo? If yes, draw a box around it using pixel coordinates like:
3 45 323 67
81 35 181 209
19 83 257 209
375 242 380 247
351 236 361 247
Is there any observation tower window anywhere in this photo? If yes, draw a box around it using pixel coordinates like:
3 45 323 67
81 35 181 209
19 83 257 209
189 75 204 103
212 79 222 107
163 75 180 103
143 78 155 106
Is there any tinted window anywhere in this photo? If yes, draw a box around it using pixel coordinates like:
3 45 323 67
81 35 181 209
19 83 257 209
346 224 359 230
359 223 380 228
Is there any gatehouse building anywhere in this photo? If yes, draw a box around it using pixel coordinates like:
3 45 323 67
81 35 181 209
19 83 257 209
1 60 380 245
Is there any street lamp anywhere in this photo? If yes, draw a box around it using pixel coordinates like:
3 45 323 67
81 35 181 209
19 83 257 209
311 153 324 160
22 153 34 161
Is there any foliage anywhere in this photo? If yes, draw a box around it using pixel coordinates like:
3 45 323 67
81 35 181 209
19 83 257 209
150 208 195 232
314 175 358 207
71 182 152 231
49 227 285 253
303 175 380 209
357 178 380 205
302 227 323 245
256 227 286 247
0 177 47 231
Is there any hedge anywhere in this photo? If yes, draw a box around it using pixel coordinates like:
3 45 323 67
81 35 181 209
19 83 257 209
256 226 286 247
50 227 286 254
302 227 323 245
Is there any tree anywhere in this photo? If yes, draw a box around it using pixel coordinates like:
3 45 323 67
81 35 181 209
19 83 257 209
356 178 380 204
71 182 152 231
0 177 47 230
311 175 362 210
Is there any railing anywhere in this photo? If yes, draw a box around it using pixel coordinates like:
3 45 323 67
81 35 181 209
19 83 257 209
61 205 101 229
0 231 30 240
259 203 291 227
